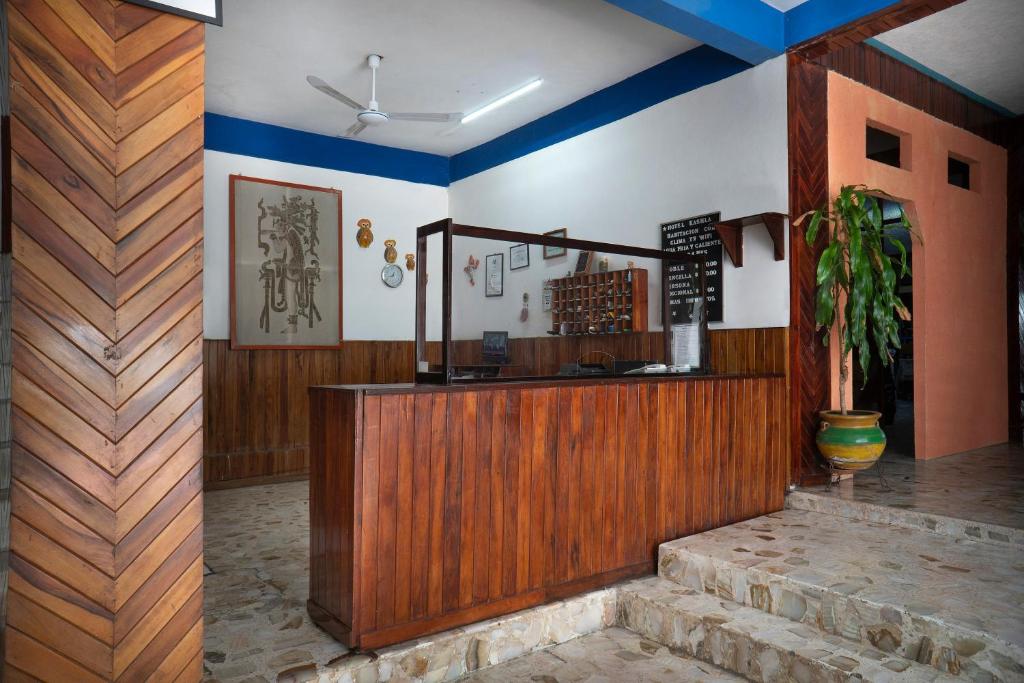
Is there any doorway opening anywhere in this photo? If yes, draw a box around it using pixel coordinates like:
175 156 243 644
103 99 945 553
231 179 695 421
853 198 915 459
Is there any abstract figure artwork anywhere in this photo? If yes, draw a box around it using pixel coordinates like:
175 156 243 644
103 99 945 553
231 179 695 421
230 175 343 348
464 254 480 286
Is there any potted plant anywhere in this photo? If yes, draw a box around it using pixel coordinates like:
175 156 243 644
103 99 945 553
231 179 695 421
799 185 919 472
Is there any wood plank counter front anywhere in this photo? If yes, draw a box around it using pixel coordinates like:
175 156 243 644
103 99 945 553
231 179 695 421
308 374 787 649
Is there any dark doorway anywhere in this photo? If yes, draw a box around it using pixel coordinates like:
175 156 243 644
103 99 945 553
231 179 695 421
853 198 914 459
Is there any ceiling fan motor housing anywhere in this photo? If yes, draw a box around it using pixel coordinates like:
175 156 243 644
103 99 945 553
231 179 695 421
357 110 389 126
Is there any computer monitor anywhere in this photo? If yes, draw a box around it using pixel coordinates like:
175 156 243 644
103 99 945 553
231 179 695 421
481 331 509 365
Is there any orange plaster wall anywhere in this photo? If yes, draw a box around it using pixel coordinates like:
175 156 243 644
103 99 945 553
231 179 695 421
826 72 1008 460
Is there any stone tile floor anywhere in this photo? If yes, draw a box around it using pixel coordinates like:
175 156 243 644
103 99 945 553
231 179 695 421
203 481 351 681
202 482 695 682
461 627 741 682
659 508 1024 677
805 443 1024 530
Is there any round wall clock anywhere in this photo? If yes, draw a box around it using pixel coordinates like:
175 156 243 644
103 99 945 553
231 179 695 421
381 263 404 288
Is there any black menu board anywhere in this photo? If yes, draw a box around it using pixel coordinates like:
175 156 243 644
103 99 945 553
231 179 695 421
661 212 723 323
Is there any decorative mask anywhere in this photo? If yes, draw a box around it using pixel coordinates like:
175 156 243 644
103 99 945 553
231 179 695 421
464 255 480 286
356 218 374 248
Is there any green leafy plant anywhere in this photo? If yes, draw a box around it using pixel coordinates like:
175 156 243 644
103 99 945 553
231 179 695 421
798 185 920 415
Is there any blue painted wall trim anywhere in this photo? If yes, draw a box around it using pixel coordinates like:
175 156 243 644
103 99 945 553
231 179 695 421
864 38 1017 117
784 0 898 48
604 0 906 64
603 0 783 65
449 45 749 183
204 113 451 187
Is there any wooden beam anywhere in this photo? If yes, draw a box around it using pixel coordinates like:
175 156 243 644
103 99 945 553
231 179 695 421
787 53 831 487
790 0 967 60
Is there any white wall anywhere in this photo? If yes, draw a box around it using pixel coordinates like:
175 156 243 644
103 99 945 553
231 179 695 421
448 56 790 338
204 57 790 342
203 150 448 340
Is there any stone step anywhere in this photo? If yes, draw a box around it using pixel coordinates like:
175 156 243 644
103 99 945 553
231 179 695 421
657 509 1024 681
786 490 1024 549
619 576 956 682
461 626 745 682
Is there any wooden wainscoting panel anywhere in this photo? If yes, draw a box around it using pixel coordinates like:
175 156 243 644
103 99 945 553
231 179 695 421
203 340 416 487
6 1 204 680
203 328 787 487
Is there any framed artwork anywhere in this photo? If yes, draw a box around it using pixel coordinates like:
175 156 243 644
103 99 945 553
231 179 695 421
574 250 594 274
509 243 530 270
126 0 223 25
543 228 567 259
229 175 343 349
485 253 504 297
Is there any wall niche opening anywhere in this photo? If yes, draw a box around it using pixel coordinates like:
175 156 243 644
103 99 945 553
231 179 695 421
866 124 902 168
948 155 971 189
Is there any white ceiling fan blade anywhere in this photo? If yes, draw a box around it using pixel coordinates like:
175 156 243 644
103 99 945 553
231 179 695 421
307 75 366 111
388 112 463 123
344 122 367 137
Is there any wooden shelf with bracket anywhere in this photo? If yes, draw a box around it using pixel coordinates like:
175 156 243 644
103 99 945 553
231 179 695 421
714 212 787 267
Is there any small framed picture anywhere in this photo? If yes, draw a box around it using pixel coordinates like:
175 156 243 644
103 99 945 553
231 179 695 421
126 0 224 25
485 253 504 297
543 228 567 259
574 250 594 274
509 243 530 270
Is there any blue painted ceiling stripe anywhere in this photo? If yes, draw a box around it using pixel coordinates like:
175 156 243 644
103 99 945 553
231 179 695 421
204 113 451 187
447 1 941 180
204 46 752 186
449 45 749 182
603 0 783 65
204 1 948 188
603 0 905 63
864 38 1017 117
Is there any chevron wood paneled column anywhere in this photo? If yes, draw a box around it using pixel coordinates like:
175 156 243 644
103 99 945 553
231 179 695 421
4 0 204 680
787 53 830 487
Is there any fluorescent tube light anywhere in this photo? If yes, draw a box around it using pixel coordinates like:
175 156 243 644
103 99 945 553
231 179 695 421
462 79 543 124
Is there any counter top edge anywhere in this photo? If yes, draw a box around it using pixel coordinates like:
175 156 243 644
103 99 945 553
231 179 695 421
310 373 785 395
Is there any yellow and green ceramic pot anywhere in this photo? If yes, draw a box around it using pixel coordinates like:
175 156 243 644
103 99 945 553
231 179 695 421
816 410 885 471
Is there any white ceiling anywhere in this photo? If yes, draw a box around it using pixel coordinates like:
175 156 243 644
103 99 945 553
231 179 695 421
759 0 810 10
205 0 700 156
874 0 1024 115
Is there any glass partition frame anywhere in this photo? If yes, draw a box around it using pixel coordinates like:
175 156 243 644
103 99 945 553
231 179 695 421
415 221 709 385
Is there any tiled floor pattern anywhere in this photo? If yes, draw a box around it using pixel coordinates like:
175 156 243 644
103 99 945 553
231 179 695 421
203 481 351 681
461 627 742 682
203 483 651 682
804 443 1024 531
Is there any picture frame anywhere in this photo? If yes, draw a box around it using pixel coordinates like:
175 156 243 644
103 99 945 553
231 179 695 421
485 253 504 297
229 175 343 349
126 0 223 25
509 243 530 270
543 228 568 259
574 250 594 275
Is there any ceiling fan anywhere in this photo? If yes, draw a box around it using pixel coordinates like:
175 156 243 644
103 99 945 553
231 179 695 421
307 55 463 138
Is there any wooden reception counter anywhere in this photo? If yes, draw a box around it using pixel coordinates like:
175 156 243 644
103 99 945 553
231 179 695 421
308 373 787 649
